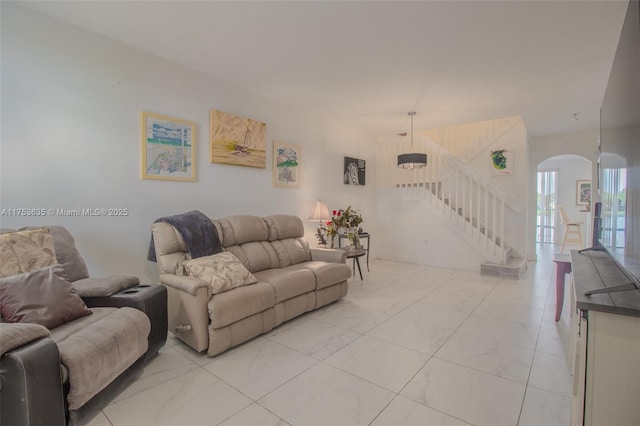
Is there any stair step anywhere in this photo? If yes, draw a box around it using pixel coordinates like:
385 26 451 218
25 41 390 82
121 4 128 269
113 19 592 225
480 256 527 280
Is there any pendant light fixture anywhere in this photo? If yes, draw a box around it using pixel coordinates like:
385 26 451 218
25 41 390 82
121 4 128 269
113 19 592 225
397 111 427 169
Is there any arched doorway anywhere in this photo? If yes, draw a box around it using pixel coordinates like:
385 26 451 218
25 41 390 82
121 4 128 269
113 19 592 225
536 154 592 257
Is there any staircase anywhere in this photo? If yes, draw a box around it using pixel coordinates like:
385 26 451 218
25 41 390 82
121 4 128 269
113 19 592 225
376 126 527 278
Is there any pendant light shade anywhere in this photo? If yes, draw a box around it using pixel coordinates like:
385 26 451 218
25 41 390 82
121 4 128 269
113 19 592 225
397 153 428 169
397 111 427 169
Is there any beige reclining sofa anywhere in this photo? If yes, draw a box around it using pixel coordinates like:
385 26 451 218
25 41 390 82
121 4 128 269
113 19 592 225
151 214 352 356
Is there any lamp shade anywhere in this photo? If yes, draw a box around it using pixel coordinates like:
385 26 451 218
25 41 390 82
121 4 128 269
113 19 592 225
309 200 331 221
397 153 427 169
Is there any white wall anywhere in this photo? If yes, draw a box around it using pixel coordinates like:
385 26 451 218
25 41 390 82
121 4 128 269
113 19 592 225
0 4 376 282
528 129 599 258
538 155 592 245
376 200 485 271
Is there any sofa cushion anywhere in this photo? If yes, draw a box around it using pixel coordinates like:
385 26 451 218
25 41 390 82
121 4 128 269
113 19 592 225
264 215 304 241
47 225 90 282
270 238 311 268
208 281 275 328
0 265 92 329
183 252 257 294
253 267 316 303
55 307 150 410
226 242 279 273
0 228 57 278
288 261 352 290
216 215 269 247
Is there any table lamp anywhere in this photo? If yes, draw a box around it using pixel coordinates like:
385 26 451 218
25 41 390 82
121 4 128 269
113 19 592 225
309 199 331 246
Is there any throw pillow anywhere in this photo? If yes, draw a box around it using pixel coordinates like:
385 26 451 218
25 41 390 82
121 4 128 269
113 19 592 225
0 264 92 329
0 228 57 278
183 252 257 294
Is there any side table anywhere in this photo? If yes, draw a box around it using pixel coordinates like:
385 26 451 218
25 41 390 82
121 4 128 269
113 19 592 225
338 232 370 271
344 248 366 280
553 254 572 322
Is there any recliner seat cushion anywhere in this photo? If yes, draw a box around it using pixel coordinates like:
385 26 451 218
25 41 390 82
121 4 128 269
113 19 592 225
253 268 316 303
287 261 352 290
55 307 150 410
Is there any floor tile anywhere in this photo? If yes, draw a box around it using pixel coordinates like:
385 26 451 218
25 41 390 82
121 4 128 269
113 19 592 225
459 313 540 349
536 324 570 358
435 331 534 383
203 338 317 399
367 316 454 354
473 299 544 326
420 288 486 313
267 317 360 360
528 351 572 396
397 302 471 330
259 363 394 426
112 345 200 403
346 290 414 315
518 386 571 426
371 395 470 426
308 299 391 333
103 368 251 425
484 283 548 309
85 411 112 426
324 335 429 392
219 403 290 426
401 358 526 426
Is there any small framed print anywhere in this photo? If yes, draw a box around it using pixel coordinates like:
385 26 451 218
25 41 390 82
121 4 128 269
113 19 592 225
273 141 300 188
576 180 592 206
141 112 196 182
344 156 366 185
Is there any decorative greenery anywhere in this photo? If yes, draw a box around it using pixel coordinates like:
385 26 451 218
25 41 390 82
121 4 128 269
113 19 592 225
316 206 364 248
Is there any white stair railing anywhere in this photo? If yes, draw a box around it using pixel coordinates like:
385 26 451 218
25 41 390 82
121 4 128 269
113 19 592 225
416 116 520 163
377 135 508 263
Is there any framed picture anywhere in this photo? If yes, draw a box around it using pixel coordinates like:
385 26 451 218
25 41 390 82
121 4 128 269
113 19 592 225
209 109 266 168
141 112 196 182
273 141 300 188
576 180 592 206
489 149 513 176
344 156 366 185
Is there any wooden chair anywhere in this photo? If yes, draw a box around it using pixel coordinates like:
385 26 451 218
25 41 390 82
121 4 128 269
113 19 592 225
559 206 584 253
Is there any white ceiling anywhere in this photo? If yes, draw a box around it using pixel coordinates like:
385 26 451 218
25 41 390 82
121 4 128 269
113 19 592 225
18 0 629 139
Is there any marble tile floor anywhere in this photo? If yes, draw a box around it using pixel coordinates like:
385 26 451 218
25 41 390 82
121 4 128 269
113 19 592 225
89 244 572 426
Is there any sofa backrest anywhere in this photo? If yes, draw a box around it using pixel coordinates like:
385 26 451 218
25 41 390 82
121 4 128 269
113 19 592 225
151 214 312 275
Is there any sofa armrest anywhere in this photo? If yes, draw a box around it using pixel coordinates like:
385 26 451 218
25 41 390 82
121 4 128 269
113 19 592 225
1 324 66 426
160 273 209 296
73 275 140 297
310 248 347 264
0 322 50 357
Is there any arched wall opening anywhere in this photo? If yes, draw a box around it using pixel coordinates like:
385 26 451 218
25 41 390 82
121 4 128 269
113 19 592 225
536 154 592 256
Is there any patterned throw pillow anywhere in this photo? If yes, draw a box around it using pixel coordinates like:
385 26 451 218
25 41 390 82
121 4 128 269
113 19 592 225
0 228 57 278
183 252 257 294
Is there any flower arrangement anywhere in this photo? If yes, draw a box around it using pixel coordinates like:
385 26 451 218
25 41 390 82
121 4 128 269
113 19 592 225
320 206 363 248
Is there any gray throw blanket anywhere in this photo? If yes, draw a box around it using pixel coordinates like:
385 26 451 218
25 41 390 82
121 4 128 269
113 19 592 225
147 210 222 262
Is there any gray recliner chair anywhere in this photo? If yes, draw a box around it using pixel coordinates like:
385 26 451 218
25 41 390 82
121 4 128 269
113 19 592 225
0 225 168 426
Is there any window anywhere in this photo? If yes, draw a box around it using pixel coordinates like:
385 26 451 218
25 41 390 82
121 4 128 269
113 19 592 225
601 168 626 248
537 170 557 244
